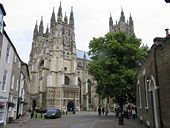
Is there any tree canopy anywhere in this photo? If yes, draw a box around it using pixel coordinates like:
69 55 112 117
88 32 148 106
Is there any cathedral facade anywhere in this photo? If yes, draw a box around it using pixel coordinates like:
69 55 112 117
109 8 134 36
28 3 98 111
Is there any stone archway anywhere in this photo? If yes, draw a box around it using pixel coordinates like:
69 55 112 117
67 101 75 112
149 75 159 128
32 99 37 110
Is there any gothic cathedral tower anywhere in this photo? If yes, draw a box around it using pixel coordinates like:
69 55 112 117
109 8 134 36
28 2 79 111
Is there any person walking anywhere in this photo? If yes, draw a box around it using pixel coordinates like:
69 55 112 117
105 107 108 116
98 106 101 116
102 107 105 115
132 107 136 119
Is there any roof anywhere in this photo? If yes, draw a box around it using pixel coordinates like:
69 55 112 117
0 3 6 16
76 49 91 61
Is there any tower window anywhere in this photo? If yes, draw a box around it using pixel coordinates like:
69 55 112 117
64 67 67 71
64 76 70 85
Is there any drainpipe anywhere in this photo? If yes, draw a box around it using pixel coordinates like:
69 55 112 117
153 38 163 128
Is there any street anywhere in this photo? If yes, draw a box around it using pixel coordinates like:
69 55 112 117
2 112 146 128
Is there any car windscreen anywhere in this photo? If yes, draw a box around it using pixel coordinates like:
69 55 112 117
47 109 57 113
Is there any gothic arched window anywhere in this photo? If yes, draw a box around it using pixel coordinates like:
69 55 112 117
87 79 92 104
65 76 70 85
39 60 44 69
78 78 81 104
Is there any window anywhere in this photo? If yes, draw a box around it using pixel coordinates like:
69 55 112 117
13 54 16 63
144 77 149 109
6 44 10 63
18 61 21 68
0 9 3 33
13 98 17 111
11 74 15 89
16 78 19 91
2 70 8 91
64 76 70 85
87 80 92 104
64 67 67 71
138 83 142 108
0 34 3 58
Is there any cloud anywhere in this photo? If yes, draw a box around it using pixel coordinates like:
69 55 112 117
1 0 170 62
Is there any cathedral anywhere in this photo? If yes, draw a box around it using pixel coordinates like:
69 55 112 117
28 2 98 111
28 3 135 112
109 8 134 36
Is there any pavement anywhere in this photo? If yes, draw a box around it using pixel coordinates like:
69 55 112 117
0 112 146 128
0 112 30 128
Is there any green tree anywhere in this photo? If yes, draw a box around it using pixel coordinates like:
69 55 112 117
88 32 147 109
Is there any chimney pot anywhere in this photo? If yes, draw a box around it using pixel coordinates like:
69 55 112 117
165 28 169 36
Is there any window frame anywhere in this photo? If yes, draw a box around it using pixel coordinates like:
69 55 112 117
6 44 11 63
2 69 8 91
0 9 3 33
11 74 15 89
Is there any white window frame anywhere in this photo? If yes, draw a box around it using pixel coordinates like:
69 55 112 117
11 74 15 89
138 81 142 109
13 97 17 111
18 61 21 68
16 78 19 91
145 77 149 109
0 9 3 33
6 44 11 63
2 70 8 91
13 54 16 63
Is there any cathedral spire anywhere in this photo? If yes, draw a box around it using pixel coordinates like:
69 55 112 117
57 1 63 23
120 7 125 22
39 16 44 34
50 7 56 28
129 13 133 26
109 12 113 29
46 23 49 34
33 20 38 39
64 12 68 24
69 6 74 27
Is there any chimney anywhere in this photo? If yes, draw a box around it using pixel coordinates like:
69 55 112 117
165 28 169 36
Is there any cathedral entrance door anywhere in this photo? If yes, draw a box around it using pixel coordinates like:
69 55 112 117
67 101 75 112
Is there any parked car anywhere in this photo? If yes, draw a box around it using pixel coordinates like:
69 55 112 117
44 108 61 119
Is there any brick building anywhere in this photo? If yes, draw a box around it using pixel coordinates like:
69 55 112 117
137 29 170 128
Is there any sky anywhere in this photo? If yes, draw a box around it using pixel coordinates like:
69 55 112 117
1 0 170 63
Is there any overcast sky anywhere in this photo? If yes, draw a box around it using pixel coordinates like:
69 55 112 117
1 0 170 63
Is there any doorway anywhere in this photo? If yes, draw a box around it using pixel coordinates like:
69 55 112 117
67 101 75 112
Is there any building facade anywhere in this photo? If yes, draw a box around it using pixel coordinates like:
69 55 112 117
28 3 98 111
0 3 30 125
109 8 134 36
137 29 170 128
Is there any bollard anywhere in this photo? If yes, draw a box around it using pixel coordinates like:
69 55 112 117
118 113 124 125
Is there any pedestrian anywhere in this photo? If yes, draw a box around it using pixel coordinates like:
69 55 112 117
105 107 108 116
132 107 136 119
127 105 132 119
98 106 101 116
102 107 105 115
